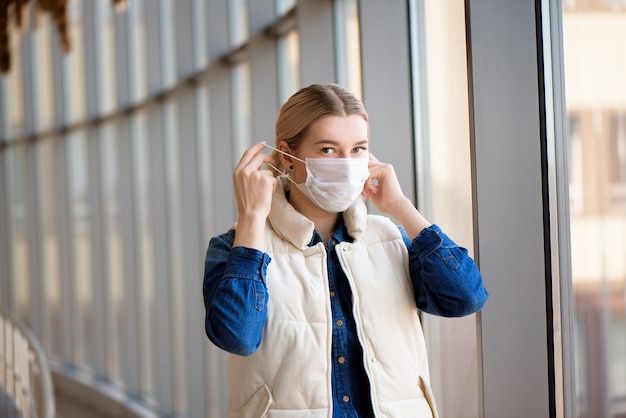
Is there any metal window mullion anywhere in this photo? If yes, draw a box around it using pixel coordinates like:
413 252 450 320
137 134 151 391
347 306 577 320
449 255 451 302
67 134 87 368
116 1 143 394
55 137 75 364
543 0 575 416
87 126 108 378
49 10 71 360
465 0 554 416
195 81 226 418
130 111 154 399
0 77 7 140
21 31 36 139
205 68 234 418
0 153 12 311
177 88 205 418
22 28 39 331
81 0 108 379
163 99 186 416
148 104 174 413
407 0 431 218
25 143 42 335
117 116 141 394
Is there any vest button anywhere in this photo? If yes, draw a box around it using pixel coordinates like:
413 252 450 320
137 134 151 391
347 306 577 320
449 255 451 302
343 395 350 403
338 356 346 364
329 291 335 297
336 319 343 327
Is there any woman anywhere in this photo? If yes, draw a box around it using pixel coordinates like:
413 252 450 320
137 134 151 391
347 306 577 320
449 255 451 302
203 83 488 418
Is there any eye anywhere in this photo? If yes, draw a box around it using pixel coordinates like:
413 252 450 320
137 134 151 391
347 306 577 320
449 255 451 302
353 146 367 154
321 147 334 154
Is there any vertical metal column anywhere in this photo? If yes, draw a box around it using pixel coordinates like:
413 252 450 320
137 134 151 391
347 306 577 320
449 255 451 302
0 152 11 311
465 0 554 416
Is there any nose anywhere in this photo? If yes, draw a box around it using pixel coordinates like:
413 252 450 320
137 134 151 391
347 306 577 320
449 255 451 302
338 149 357 158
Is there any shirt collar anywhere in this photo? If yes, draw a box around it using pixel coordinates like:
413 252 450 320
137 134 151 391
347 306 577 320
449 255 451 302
308 214 353 247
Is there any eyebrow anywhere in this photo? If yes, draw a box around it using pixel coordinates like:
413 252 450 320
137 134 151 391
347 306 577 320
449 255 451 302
313 139 369 146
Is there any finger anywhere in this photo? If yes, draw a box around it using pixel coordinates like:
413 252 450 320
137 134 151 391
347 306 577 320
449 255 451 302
249 153 278 172
368 154 384 172
236 142 267 170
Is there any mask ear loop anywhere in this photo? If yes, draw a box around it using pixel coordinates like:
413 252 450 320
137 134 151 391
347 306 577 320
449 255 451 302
261 143 305 164
261 143 304 185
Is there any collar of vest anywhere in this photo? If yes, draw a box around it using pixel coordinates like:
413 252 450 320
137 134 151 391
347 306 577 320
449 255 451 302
268 176 368 250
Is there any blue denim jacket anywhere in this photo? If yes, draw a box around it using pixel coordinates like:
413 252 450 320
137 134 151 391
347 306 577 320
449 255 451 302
203 219 488 417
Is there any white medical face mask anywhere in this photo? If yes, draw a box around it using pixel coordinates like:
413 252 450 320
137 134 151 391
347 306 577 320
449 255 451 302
263 143 370 213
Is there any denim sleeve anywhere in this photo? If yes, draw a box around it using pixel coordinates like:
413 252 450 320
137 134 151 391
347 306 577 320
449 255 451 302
401 224 489 317
203 229 271 356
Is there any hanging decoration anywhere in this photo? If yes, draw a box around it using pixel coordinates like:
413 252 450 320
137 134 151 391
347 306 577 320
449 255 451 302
0 0 128 74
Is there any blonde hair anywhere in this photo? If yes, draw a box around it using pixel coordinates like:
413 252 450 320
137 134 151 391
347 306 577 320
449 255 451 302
272 83 369 173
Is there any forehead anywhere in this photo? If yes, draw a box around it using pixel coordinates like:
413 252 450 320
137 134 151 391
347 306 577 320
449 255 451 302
306 115 369 141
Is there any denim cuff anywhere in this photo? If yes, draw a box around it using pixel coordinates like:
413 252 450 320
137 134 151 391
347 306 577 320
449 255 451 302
411 224 445 262
224 246 271 283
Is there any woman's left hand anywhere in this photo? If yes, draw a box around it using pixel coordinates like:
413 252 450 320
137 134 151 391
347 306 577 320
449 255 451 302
362 154 409 216
363 154 432 237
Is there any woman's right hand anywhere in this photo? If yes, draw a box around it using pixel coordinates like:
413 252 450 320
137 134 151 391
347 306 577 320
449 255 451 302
232 142 277 250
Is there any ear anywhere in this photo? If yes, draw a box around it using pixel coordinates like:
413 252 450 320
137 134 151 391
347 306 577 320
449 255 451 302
277 141 294 169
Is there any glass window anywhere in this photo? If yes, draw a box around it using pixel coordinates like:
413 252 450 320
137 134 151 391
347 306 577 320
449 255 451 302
100 122 123 380
67 129 94 369
275 0 296 15
196 82 214 236
277 30 300 105
563 3 626 417
334 0 361 98
228 0 249 47
65 0 87 125
163 97 187 414
6 146 30 322
96 0 118 114
36 139 61 357
128 0 148 101
607 112 626 207
33 23 55 133
130 109 155 396
192 0 207 70
416 1 479 417
0 77 7 140
231 62 252 162
568 113 584 214
159 0 176 88
2 24 24 140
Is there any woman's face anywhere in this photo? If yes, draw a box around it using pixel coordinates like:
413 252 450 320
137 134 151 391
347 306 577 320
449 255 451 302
285 114 369 183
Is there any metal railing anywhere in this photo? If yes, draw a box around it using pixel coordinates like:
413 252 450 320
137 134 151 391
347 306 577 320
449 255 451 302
0 310 55 418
